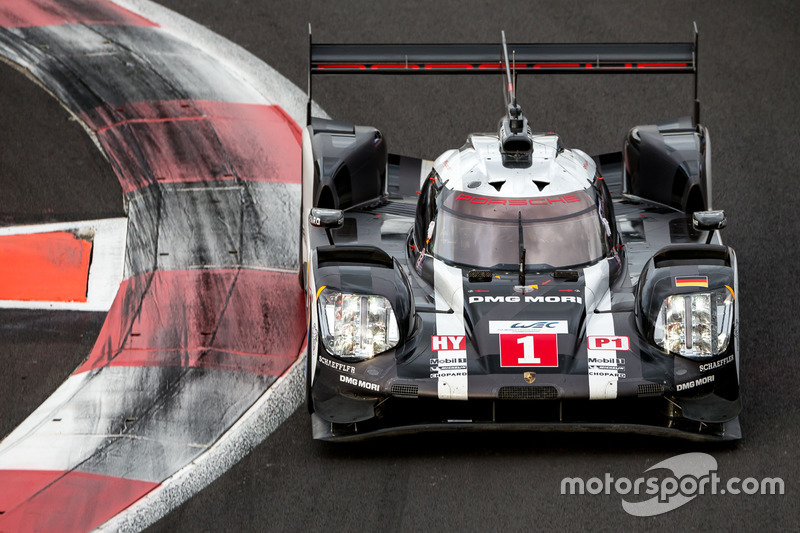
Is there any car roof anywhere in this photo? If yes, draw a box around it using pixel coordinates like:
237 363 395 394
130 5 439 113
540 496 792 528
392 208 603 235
433 132 597 198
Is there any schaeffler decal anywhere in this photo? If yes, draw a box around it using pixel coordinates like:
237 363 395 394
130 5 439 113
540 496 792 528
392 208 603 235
675 276 708 288
587 336 630 351
699 354 734 373
490 320 566 368
319 355 355 374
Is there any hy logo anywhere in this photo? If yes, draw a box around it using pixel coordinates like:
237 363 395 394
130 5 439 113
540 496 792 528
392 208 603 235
621 452 716 516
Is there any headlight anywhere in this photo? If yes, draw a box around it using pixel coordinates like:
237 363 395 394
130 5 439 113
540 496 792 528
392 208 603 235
653 287 734 359
317 288 400 361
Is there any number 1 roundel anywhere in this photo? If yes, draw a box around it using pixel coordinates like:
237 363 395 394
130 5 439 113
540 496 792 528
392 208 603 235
499 333 559 367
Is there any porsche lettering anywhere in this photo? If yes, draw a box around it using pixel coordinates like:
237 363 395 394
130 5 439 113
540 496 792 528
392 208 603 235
454 193 582 205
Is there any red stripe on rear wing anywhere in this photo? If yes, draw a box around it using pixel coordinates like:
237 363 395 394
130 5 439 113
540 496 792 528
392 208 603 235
310 43 695 75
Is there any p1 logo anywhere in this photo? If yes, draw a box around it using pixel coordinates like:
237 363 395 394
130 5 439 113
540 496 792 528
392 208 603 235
587 336 629 351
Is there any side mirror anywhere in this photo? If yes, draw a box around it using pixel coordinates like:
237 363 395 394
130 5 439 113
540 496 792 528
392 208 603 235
309 208 343 229
309 208 343 245
692 210 727 244
692 210 727 231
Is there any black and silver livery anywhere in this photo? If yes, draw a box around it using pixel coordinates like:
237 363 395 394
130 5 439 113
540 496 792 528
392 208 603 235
300 28 740 441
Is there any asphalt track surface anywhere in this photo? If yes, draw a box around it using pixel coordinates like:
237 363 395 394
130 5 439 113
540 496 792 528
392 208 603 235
1 0 798 531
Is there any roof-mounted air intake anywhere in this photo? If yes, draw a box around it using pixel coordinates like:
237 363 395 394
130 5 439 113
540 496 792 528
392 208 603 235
499 31 533 167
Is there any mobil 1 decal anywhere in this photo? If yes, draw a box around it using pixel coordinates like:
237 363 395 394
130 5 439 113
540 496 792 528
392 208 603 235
490 320 567 367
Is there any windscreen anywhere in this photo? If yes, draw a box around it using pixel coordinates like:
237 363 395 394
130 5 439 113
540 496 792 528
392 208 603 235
431 189 608 269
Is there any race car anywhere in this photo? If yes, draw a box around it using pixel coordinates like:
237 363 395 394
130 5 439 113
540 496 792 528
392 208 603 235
300 30 741 441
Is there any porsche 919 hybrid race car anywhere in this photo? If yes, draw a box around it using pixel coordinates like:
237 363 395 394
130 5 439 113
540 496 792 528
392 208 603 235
299 30 741 441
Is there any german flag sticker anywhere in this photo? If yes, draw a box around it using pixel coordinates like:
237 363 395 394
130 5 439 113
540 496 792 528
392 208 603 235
675 276 708 288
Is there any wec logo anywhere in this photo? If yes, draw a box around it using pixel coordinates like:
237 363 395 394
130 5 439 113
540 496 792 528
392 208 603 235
561 453 784 516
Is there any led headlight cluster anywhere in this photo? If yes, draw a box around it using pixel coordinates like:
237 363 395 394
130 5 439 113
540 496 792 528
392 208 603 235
317 288 400 361
653 287 734 359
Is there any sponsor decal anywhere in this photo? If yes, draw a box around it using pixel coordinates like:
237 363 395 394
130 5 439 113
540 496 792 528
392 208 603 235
469 295 582 304
676 374 715 392
490 321 568 334
587 336 630 351
588 356 626 379
429 356 468 379
339 374 380 392
415 249 427 275
431 335 465 351
430 357 468 365
454 193 582 206
675 276 708 288
512 284 539 294
319 355 355 374
699 354 734 373
431 370 468 378
524 371 536 383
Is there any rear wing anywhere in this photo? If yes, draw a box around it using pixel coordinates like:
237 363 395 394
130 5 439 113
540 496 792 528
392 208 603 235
307 24 700 124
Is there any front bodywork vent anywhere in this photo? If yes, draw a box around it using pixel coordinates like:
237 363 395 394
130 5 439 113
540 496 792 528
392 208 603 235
637 383 665 397
392 384 419 398
498 386 559 400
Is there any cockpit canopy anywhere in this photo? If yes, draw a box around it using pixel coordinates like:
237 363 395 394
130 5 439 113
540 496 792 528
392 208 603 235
415 173 616 271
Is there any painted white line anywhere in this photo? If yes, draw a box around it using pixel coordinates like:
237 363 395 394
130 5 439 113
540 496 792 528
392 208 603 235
0 218 127 312
96 352 305 532
584 260 618 400
0 372 93 458
433 260 468 400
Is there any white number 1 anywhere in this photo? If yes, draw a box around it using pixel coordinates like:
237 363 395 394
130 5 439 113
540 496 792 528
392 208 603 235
517 336 540 364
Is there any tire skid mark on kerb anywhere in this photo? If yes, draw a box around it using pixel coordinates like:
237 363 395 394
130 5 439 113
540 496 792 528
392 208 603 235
0 0 314 531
